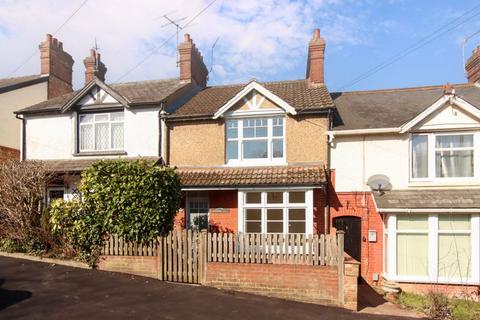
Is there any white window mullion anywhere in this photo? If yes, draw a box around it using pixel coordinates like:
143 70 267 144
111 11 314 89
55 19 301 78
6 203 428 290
238 191 245 233
388 214 397 278
428 134 435 179
305 190 313 236
472 214 480 283
428 214 438 282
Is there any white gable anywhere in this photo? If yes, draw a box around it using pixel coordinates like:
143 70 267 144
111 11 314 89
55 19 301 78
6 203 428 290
400 95 480 133
213 81 296 119
77 86 120 106
417 103 480 131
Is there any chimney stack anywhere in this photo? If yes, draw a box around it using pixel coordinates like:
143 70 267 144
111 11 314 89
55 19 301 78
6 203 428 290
83 48 107 85
306 28 326 86
178 34 208 87
465 46 480 83
39 33 74 98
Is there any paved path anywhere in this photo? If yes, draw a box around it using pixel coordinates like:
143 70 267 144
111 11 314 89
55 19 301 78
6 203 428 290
1 256 418 320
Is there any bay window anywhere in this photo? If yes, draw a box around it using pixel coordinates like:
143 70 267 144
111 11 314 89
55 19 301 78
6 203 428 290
411 132 478 181
239 190 312 235
384 213 479 284
226 117 285 164
78 111 124 152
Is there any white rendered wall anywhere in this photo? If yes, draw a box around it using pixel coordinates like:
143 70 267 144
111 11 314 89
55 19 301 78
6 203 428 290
330 134 410 192
25 107 160 160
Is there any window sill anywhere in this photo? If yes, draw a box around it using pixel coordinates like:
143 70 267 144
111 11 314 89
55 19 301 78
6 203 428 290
73 150 127 157
409 180 480 188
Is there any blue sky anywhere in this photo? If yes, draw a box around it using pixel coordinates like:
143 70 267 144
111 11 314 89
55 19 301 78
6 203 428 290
1 0 480 92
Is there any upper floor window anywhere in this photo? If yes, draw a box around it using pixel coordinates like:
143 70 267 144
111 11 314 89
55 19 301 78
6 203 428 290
226 117 284 165
79 112 124 152
411 133 476 180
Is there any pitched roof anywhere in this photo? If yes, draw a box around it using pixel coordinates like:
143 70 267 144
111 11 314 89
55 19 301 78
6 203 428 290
0 74 48 94
332 83 480 131
41 157 161 172
16 78 189 114
169 79 334 117
372 189 480 209
177 164 326 188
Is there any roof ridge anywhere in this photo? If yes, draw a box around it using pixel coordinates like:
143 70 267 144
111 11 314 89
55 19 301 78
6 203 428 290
332 82 475 95
0 74 45 82
110 77 181 86
204 79 309 90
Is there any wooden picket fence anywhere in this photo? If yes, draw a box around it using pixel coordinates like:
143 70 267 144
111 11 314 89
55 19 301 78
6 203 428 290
101 230 344 285
206 232 341 266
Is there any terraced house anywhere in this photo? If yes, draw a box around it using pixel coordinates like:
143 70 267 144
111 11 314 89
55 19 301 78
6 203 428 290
14 29 480 296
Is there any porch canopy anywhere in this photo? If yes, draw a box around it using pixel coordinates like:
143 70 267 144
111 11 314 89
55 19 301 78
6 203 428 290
39 158 326 188
372 189 480 212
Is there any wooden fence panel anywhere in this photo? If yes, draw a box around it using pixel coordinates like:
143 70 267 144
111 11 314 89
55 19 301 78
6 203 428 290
101 231 345 284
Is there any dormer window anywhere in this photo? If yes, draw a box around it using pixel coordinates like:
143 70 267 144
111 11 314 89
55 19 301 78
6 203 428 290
411 132 477 180
78 111 124 152
226 117 285 165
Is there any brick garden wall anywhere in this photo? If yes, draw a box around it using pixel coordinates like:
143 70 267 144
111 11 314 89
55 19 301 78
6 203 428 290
0 145 20 162
205 261 359 310
97 256 158 279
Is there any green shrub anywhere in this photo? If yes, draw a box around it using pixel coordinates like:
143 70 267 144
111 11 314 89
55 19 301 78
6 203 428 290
49 199 104 264
49 159 181 265
0 238 23 253
80 159 181 243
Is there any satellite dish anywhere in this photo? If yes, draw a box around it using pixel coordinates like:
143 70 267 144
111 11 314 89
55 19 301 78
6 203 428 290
367 174 392 192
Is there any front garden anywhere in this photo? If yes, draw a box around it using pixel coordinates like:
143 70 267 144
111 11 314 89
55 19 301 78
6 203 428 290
0 159 181 266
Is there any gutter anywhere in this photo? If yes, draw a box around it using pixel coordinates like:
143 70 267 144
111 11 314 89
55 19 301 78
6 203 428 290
327 127 400 136
15 113 26 161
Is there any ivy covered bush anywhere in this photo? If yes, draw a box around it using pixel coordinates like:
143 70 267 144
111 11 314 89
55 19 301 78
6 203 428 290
49 159 181 265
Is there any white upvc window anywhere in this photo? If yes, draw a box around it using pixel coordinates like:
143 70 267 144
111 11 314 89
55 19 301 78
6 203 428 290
226 117 285 165
410 132 479 182
237 190 313 235
384 213 480 285
79 112 124 152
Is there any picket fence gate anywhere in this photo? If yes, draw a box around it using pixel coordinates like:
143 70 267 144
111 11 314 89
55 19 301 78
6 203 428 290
101 230 345 285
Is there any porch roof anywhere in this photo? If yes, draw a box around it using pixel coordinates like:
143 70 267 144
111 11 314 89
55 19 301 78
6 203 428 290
40 157 161 172
372 189 480 211
40 159 326 188
176 164 326 188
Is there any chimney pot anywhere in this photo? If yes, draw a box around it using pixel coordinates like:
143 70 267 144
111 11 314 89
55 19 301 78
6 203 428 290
306 28 326 85
178 33 208 87
465 45 480 83
83 48 107 84
39 34 74 98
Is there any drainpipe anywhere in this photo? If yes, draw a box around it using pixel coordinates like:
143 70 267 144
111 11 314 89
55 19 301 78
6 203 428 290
15 113 26 161
325 108 333 235
158 103 168 165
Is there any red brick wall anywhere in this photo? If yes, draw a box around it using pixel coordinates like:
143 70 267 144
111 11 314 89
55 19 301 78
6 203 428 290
329 191 384 284
205 262 340 306
208 190 238 232
97 256 158 279
0 146 20 162
174 190 238 232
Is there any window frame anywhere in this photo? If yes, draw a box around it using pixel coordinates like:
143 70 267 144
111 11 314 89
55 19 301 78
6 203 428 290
409 131 480 183
237 189 313 235
225 116 286 166
77 111 125 153
384 213 480 285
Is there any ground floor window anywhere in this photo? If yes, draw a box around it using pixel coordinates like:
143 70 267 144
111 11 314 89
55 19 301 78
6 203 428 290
187 192 209 231
238 190 313 235
384 213 479 284
46 187 65 206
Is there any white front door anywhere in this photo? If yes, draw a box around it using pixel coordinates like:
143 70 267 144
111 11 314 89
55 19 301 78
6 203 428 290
187 192 209 231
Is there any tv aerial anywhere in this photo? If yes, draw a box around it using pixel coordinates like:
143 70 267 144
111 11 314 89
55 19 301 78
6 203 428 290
366 174 392 195
160 13 188 67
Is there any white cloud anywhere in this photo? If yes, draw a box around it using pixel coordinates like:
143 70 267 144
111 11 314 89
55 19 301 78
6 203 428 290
0 0 386 88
